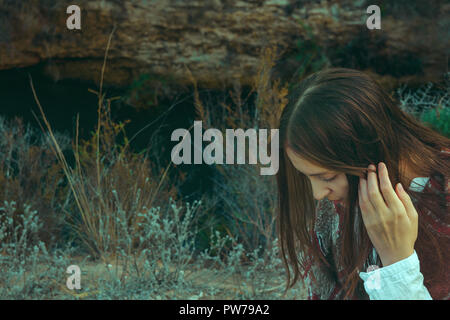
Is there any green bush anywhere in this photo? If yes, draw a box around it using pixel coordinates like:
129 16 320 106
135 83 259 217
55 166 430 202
397 79 449 137
420 106 450 138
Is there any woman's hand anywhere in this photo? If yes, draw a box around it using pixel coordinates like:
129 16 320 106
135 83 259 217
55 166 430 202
358 162 418 267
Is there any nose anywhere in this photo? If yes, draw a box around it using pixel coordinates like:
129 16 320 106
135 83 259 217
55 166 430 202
311 182 331 201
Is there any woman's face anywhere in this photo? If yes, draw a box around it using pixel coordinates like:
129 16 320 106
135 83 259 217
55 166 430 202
286 148 349 203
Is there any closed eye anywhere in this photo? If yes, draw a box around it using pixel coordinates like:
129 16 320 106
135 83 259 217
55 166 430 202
321 176 337 182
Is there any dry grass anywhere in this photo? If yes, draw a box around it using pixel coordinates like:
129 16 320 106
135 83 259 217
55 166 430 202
183 45 289 262
0 116 71 246
28 26 178 262
1 31 306 300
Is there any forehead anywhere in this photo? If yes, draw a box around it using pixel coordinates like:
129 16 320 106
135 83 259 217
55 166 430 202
285 148 330 175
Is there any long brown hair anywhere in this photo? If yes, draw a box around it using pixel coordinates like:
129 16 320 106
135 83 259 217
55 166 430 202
277 67 449 299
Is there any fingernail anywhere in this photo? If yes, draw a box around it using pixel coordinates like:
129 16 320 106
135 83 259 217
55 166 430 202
398 183 403 191
378 162 384 170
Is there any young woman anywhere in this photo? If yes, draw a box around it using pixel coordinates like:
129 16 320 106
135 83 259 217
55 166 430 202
276 68 449 299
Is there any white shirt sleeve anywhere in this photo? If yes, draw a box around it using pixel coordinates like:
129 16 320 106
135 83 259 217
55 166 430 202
359 250 432 300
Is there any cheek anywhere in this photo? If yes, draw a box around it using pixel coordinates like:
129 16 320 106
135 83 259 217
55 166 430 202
332 176 349 193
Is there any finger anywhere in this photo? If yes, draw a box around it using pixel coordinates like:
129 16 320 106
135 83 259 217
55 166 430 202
366 164 387 211
395 182 418 220
359 176 375 220
378 162 403 211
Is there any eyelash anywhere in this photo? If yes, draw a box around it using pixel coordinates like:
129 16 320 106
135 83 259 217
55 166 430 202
321 176 336 182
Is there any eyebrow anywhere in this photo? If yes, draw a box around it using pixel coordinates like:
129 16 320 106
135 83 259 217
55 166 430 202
306 172 330 177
